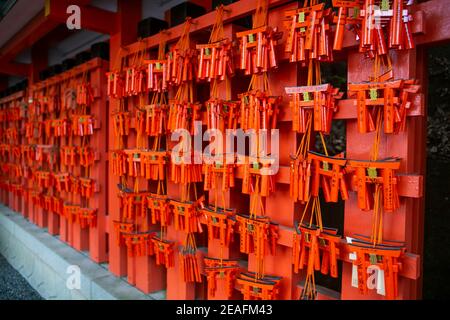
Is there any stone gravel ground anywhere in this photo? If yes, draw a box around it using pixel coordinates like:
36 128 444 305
0 254 42 300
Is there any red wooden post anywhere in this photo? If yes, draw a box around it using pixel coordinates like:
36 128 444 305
71 117 88 251
165 139 196 299
89 60 109 263
47 207 60 235
241 2 302 300
129 90 165 294
341 49 425 300
108 0 142 277
204 23 243 301
30 42 48 228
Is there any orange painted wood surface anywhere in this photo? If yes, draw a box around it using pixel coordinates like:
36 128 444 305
1 0 442 301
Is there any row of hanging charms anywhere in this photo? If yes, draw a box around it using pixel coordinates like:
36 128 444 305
283 0 341 301
282 0 419 300
1 95 26 212
342 0 417 300
332 0 415 55
23 69 99 230
233 0 282 300
110 30 178 264
102 1 416 96
67 70 98 229
104 0 419 298
284 1 334 64
168 19 204 284
198 6 241 298
109 40 148 255
0 93 27 207
334 0 420 136
109 20 203 278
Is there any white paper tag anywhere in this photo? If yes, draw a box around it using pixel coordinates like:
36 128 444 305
376 269 386 296
351 265 359 288
349 252 357 261
346 236 353 244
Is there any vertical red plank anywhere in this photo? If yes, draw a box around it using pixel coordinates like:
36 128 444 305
59 212 69 242
203 23 242 300
165 145 196 299
71 160 88 250
47 211 59 235
130 106 165 293
35 207 47 228
407 46 427 299
14 193 21 213
341 49 423 300
108 0 142 277
89 61 109 263
21 196 28 218
248 2 300 300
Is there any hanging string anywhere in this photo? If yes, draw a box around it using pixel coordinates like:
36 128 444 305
178 18 192 51
366 41 396 245
204 6 233 267
173 19 194 104
209 5 225 43
112 47 124 72
370 184 383 245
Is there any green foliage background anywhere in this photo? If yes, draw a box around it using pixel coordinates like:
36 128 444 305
427 46 450 162
423 44 450 299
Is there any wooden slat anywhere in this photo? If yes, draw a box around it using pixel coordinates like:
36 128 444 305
276 226 420 280
349 174 423 198
334 93 425 120
0 90 25 104
234 165 423 198
30 58 104 90
119 0 291 60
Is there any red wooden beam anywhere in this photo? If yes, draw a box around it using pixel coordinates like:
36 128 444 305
233 166 423 199
0 0 97 76
0 90 24 104
45 0 118 35
277 93 425 122
275 226 420 280
414 0 450 46
0 61 30 76
0 11 57 63
118 0 450 61
119 0 291 60
334 94 425 120
30 57 104 89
